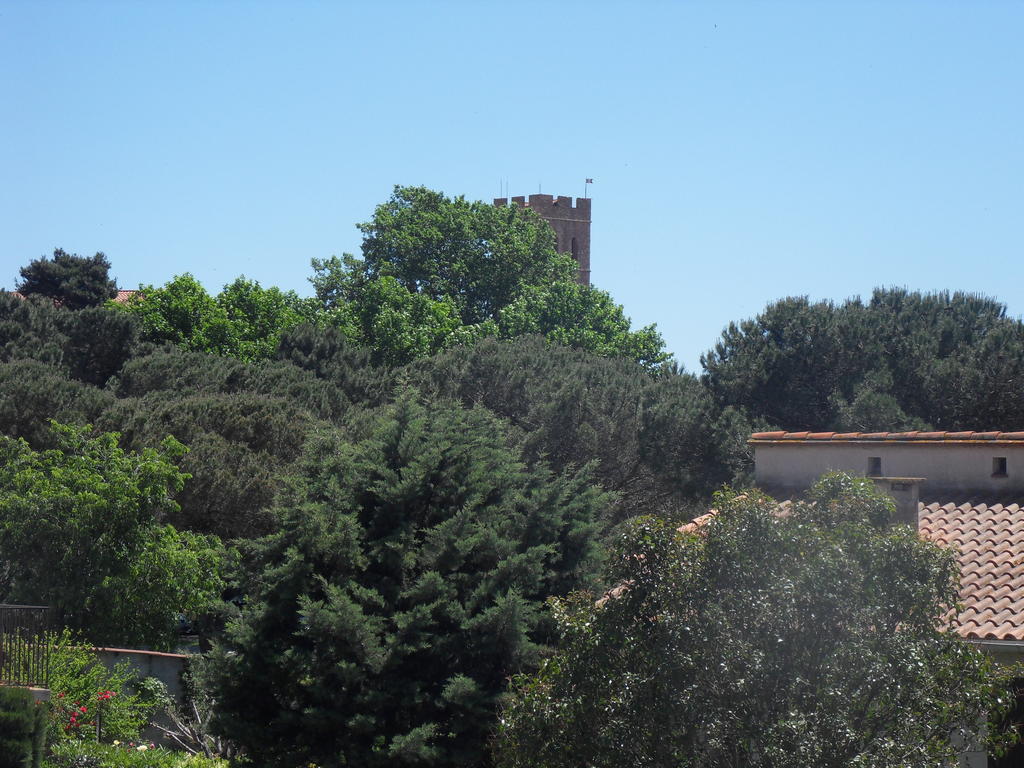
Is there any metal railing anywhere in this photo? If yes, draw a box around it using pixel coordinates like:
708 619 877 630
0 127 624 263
0 604 53 688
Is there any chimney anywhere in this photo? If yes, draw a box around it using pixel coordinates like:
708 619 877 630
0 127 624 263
870 477 926 527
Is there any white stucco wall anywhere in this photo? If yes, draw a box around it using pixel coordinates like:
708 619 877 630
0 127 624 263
753 442 1024 496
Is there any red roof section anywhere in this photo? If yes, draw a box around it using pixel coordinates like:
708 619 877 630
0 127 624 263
751 431 1024 442
920 502 1024 641
7 290 138 304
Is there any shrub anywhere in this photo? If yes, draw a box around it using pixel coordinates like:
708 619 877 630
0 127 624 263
0 685 44 768
45 741 228 768
46 631 158 744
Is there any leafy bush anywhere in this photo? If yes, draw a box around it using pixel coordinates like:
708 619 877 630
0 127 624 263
45 741 227 768
46 631 159 744
0 685 44 768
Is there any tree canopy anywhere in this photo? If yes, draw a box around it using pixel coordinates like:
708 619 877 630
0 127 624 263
207 393 608 767
496 474 1012 768
116 274 316 362
407 336 744 523
311 186 670 368
353 185 574 325
16 248 117 310
701 288 1024 431
0 423 226 649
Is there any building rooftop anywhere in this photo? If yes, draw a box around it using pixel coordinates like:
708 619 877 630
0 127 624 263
920 501 1024 642
7 289 138 305
751 431 1024 443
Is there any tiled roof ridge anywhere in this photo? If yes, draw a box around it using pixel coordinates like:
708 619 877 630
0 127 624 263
7 289 138 305
751 430 1024 442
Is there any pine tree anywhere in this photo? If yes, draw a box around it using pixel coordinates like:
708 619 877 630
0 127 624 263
16 249 117 310
207 392 608 767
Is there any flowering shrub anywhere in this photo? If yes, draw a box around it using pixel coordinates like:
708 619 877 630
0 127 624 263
46 630 159 744
52 690 120 740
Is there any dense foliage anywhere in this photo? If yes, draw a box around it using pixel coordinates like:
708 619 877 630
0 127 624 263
0 686 45 768
352 185 574 325
206 394 608 767
496 474 1011 768
115 275 316 362
6 194 1024 766
45 630 159 744
702 288 1024 431
0 423 226 648
17 249 117 310
407 336 747 522
311 186 669 367
0 293 140 388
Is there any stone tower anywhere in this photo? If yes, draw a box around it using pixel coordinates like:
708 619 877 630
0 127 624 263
494 194 591 285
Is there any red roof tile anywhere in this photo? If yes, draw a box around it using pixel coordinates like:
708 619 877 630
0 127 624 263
7 289 138 304
919 501 1024 641
750 431 1024 443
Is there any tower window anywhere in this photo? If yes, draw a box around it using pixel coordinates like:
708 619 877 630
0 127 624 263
867 457 882 477
993 457 1008 477
571 237 578 259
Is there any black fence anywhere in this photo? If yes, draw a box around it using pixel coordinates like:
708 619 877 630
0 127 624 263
0 605 53 688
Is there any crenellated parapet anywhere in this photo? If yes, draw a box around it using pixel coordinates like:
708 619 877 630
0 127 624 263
495 194 591 221
494 194 592 285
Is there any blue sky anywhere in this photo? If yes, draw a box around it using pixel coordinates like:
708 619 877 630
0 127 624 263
2 1 1021 371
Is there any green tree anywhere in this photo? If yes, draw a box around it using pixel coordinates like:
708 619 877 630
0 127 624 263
353 186 574 325
275 323 392 407
99 386 320 540
496 474 1012 768
0 360 114 448
701 296 847 429
0 423 226 649
16 248 117 310
407 336 739 524
215 276 318 361
207 393 608 767
311 261 489 366
496 281 670 369
701 288 1024 431
311 186 670 367
117 274 235 355
0 292 141 387
0 686 42 768
117 274 314 362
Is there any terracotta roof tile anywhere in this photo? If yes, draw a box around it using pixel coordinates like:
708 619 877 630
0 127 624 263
678 511 718 535
7 289 138 304
750 431 1024 443
920 500 1024 641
